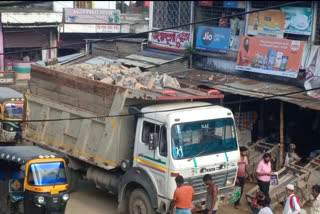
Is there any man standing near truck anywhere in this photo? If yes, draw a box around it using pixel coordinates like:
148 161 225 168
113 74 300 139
170 175 194 214
235 146 253 209
203 174 219 214
256 153 273 204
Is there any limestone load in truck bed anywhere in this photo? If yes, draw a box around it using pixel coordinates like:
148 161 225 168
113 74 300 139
47 63 180 89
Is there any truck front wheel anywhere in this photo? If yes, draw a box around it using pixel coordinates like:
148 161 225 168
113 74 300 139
129 189 155 214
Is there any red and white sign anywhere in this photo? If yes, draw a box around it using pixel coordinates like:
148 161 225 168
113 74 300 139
150 30 190 52
198 1 213 6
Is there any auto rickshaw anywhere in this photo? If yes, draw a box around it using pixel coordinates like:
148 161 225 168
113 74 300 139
0 146 70 214
0 87 24 143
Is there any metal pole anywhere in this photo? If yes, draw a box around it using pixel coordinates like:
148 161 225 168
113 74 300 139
311 1 318 44
279 101 284 168
0 13 4 71
244 1 251 36
148 1 153 43
189 1 194 69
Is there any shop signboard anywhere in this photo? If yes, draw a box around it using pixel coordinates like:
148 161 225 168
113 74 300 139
64 8 120 24
196 26 231 53
223 1 246 9
236 36 305 78
198 1 213 6
0 71 15 85
150 30 190 52
280 6 313 35
248 9 286 39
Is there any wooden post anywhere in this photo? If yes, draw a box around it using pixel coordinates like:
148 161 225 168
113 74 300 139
279 101 284 169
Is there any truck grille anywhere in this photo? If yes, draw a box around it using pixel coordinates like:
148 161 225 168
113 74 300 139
184 168 237 201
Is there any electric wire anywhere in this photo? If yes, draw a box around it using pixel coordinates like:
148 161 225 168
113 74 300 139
0 1 304 55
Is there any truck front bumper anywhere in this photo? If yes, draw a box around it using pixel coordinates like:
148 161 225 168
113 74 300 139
192 185 241 211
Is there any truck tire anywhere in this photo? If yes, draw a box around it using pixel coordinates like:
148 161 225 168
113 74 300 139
66 168 80 192
129 189 156 214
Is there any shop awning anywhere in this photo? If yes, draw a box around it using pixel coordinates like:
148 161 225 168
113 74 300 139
172 70 320 111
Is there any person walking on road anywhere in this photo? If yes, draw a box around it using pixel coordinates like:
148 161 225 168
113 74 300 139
169 175 194 214
256 153 273 204
235 146 253 209
283 184 301 214
203 174 219 214
257 200 273 214
311 184 320 214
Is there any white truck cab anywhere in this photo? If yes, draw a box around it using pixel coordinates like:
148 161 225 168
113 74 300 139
133 102 240 213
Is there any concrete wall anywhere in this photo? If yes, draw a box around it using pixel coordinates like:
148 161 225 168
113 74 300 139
53 1 73 12
93 1 116 9
1 12 62 24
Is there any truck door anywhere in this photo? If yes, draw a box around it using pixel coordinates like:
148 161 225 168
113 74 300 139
135 120 169 197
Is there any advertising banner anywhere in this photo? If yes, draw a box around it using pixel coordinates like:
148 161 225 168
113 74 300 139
64 8 120 24
236 36 305 78
248 10 286 38
280 7 313 35
304 46 320 98
150 30 190 52
196 26 231 53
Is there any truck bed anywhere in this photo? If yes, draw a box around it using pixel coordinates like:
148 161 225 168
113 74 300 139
24 65 224 170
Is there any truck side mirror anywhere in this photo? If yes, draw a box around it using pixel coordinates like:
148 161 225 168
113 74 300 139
148 133 159 150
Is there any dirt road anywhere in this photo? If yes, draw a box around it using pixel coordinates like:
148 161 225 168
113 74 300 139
65 181 291 214
65 181 117 214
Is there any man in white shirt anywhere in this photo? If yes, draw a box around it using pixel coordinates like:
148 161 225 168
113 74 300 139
257 200 273 214
311 185 320 214
283 184 301 214
284 144 300 166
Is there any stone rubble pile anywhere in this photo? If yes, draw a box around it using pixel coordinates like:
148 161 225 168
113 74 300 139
47 63 181 90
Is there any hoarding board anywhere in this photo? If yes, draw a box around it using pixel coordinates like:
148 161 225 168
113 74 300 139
236 36 305 78
248 10 286 38
280 6 313 35
64 8 120 24
196 26 231 53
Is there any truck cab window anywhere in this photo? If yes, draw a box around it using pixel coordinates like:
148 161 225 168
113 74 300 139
142 121 159 144
159 127 167 157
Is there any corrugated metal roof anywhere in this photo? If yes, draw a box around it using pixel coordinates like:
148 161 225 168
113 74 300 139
172 70 320 111
84 56 116 65
118 49 184 69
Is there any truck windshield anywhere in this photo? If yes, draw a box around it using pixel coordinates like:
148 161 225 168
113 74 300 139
171 118 237 160
28 162 67 186
4 103 23 119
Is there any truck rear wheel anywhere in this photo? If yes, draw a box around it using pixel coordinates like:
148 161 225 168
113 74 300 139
129 189 155 214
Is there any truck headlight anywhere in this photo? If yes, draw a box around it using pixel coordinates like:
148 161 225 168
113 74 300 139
226 178 235 186
37 196 45 204
62 193 69 201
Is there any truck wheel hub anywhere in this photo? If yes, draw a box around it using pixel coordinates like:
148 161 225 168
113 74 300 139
133 199 147 214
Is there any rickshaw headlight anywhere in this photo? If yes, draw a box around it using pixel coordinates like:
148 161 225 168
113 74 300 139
62 193 69 201
37 196 45 204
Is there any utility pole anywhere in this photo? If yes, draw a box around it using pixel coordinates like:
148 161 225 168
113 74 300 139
0 12 4 72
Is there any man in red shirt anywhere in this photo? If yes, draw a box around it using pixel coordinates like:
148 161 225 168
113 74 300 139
170 175 194 214
219 12 228 28
234 146 253 208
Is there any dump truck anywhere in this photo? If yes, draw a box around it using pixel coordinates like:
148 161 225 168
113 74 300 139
23 65 241 214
